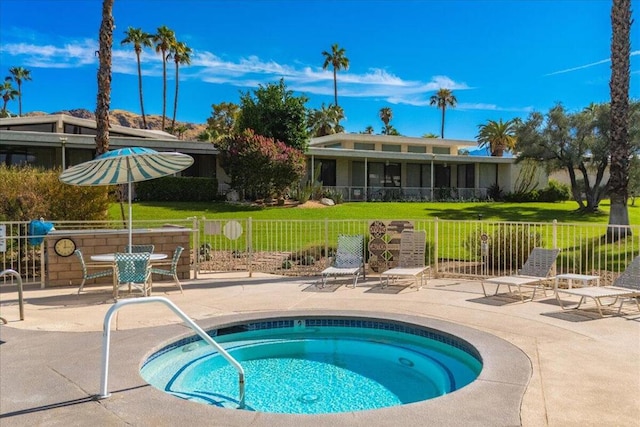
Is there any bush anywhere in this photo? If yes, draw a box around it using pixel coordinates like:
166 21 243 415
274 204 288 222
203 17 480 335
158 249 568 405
136 176 219 202
538 180 571 202
0 165 110 221
464 225 544 270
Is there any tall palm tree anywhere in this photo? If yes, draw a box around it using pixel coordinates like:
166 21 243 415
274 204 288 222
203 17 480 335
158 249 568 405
153 25 176 131
308 103 344 136
476 119 517 157
429 88 457 138
607 0 632 237
169 40 192 131
1 80 19 116
379 106 393 134
7 66 31 116
95 0 114 155
321 43 349 107
121 27 153 129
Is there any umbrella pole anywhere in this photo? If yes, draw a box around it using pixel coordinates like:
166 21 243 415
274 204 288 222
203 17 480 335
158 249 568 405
128 179 133 253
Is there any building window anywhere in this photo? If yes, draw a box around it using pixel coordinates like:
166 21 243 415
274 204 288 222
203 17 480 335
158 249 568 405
354 142 375 150
408 145 426 153
406 163 431 187
457 164 475 188
381 144 401 152
0 145 55 168
367 162 400 187
432 147 451 155
325 143 342 149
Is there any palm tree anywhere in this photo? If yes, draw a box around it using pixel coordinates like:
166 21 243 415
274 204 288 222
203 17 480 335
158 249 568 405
607 0 633 238
429 88 457 138
308 103 345 137
422 133 439 138
121 27 153 129
363 125 374 134
153 26 176 131
321 43 349 107
476 119 517 157
169 40 192 132
95 0 114 154
379 106 393 134
1 80 19 116
7 66 31 116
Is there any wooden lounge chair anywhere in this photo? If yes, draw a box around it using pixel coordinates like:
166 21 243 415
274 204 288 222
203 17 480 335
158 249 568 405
320 234 365 288
481 248 560 302
555 256 640 317
380 230 429 290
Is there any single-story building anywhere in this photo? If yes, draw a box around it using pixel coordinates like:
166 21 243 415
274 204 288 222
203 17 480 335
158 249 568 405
0 114 547 201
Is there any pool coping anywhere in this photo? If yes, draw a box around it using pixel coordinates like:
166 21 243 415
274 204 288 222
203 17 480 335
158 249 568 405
129 310 531 426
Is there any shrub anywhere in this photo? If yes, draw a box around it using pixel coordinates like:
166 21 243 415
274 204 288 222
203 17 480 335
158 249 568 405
464 224 544 271
136 176 219 202
538 180 571 202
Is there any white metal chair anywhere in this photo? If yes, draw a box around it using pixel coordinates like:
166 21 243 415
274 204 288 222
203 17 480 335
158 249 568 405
555 256 640 317
75 249 113 295
481 248 560 302
380 230 430 290
320 235 365 288
113 252 152 299
150 246 184 293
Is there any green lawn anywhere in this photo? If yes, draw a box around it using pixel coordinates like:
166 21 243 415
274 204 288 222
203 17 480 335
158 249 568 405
109 200 640 224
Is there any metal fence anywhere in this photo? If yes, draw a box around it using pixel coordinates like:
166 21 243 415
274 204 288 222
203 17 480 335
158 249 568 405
2 218 638 286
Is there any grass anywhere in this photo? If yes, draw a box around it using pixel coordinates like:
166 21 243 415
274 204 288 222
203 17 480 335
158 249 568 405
109 200 640 224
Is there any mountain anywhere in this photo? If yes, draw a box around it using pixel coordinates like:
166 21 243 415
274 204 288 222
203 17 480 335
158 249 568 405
26 109 207 141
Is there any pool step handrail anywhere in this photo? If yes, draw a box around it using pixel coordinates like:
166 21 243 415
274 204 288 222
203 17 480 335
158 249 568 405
98 296 246 409
0 269 24 323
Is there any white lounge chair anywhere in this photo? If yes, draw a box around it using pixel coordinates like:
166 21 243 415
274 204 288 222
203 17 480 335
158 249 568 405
481 248 560 302
380 230 429 290
320 234 365 288
555 256 640 317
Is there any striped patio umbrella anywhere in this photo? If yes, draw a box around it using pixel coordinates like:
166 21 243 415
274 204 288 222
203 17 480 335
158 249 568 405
59 147 194 250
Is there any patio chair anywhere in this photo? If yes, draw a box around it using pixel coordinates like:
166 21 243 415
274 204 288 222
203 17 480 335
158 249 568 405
113 252 152 299
380 230 430 290
75 249 113 295
320 234 365 288
123 244 155 253
150 246 184 294
481 248 560 302
555 256 640 317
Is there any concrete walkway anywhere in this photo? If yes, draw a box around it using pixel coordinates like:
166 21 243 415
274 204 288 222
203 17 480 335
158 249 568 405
1 273 639 426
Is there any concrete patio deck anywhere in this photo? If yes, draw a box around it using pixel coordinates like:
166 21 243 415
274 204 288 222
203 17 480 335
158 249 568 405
1 273 639 426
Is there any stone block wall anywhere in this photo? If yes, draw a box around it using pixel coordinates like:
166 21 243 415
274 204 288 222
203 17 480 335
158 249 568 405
45 227 191 288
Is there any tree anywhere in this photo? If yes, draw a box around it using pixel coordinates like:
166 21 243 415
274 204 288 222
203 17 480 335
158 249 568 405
236 79 309 151
429 88 457 138
204 102 240 142
121 27 153 129
308 103 344 137
422 133 439 138
476 118 517 157
153 25 176 131
7 66 31 116
379 107 393 134
215 129 306 200
95 0 114 155
629 154 640 206
169 40 192 131
0 80 18 117
607 0 633 238
363 125 374 134
515 103 640 213
321 43 349 107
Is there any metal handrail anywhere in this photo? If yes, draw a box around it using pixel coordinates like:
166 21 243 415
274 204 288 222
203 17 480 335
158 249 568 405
0 269 24 323
98 296 245 409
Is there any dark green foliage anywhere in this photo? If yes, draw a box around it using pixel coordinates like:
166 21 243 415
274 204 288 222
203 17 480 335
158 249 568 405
135 176 218 202
236 79 310 151
465 224 544 270
537 180 571 202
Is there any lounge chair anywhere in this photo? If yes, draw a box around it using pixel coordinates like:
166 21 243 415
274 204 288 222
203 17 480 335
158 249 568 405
320 234 365 288
481 248 560 302
113 252 152 299
75 249 113 295
555 256 640 317
150 246 184 293
379 230 430 290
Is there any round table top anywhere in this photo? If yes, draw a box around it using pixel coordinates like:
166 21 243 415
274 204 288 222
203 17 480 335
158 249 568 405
90 253 168 262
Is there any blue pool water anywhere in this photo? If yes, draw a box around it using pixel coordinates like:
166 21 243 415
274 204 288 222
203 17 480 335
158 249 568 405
140 318 482 414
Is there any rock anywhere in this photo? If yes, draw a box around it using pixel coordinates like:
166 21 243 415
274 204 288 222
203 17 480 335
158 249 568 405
320 197 335 206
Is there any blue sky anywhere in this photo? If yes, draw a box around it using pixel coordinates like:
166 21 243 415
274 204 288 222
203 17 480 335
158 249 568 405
0 0 638 142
